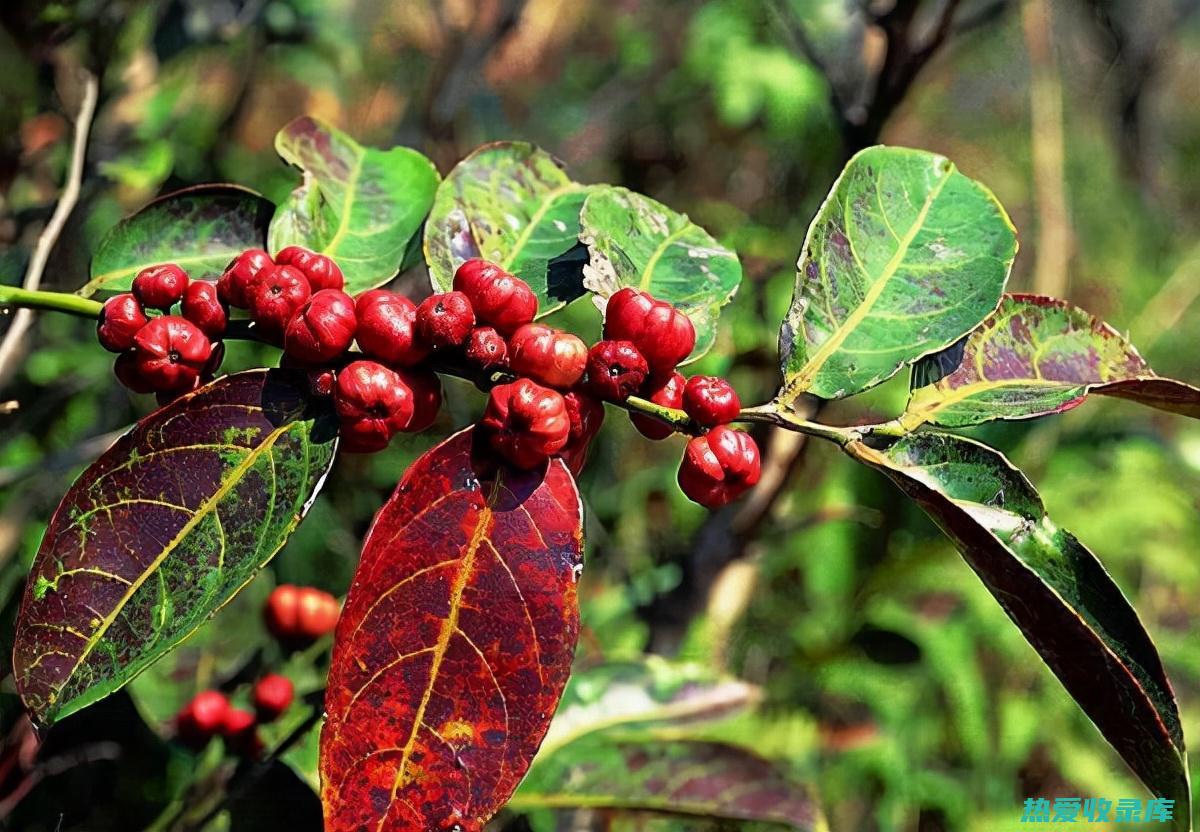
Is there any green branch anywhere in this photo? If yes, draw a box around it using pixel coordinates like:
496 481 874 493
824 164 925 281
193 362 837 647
0 286 104 318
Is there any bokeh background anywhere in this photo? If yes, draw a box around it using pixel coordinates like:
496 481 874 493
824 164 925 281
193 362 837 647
2 0 1200 830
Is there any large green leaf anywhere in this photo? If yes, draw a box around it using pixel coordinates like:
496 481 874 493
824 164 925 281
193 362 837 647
901 294 1200 429
12 370 338 725
845 432 1189 820
268 116 440 294
777 146 1017 401
581 186 742 362
83 184 273 296
425 142 590 314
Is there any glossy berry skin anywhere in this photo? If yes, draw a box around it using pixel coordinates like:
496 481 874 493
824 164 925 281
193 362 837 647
354 290 426 367
132 263 189 310
284 289 357 364
415 291 474 349
631 371 685 440
334 360 414 452
221 708 262 758
218 248 272 308
604 288 696 372
97 293 148 353
276 245 344 292
181 281 228 339
677 426 761 508
114 352 155 394
248 265 311 341
682 375 741 426
560 391 605 475
252 674 294 723
264 584 340 646
398 367 442 433
586 340 649 401
508 324 588 389
480 379 570 469
176 690 230 748
452 259 538 334
465 326 508 368
132 316 212 392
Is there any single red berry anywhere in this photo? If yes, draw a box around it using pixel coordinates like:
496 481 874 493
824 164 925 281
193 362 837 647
275 245 345 292
480 378 571 469
264 585 340 646
114 351 154 394
560 391 605 475
585 340 649 401
132 263 189 310
218 248 272 308
295 587 341 640
465 326 509 368
354 290 427 367
97 293 148 353
132 316 212 392
181 280 228 339
677 426 761 508
452 259 538 334
252 674 294 723
176 690 230 748
630 371 686 440
284 289 357 364
334 360 414 452
415 291 474 349
247 264 311 342
221 708 262 758
307 368 336 398
507 324 588 389
682 375 741 426
604 288 696 372
397 367 442 433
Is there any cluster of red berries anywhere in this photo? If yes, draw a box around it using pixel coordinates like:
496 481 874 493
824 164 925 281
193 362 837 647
263 584 340 648
173 673 294 758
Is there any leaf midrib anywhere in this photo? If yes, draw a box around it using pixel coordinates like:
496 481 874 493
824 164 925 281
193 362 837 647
500 183 581 272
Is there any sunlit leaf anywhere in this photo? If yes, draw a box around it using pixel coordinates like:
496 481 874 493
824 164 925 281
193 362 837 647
269 116 440 294
581 186 742 362
778 146 1017 401
901 294 1200 429
425 142 590 313
320 428 584 832
83 185 273 296
845 432 1189 815
13 370 338 724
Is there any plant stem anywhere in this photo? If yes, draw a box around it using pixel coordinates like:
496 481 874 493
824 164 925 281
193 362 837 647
0 286 104 318
736 403 857 446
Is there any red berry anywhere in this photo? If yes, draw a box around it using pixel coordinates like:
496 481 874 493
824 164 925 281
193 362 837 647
585 340 649 401
276 245 344 292
507 324 588 389
132 263 189 310
306 368 336 398
221 708 262 758
677 426 761 508
181 281 228 339
114 351 154 394
132 316 212 392
604 288 696 372
480 379 571 469
252 674 294 723
415 291 474 349
284 289 357 364
247 265 311 342
560 391 605 475
398 367 442 433
682 375 741 426
452 259 538 334
97 293 148 353
264 585 340 646
631 371 686 440
354 290 426 367
176 690 230 748
334 360 414 452
218 248 272 308
465 326 509 368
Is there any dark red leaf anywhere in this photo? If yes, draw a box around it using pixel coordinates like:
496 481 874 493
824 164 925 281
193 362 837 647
320 427 584 831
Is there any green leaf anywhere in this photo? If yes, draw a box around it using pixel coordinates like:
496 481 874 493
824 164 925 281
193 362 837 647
12 370 338 725
777 146 1017 401
845 432 1189 817
512 738 823 830
268 116 440 294
901 294 1200 429
581 186 742 362
425 142 590 314
83 184 273 296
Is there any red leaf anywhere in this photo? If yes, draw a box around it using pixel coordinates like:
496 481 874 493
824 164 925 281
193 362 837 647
320 427 584 831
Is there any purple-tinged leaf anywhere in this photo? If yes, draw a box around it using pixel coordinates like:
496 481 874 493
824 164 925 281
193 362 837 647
903 294 1200 428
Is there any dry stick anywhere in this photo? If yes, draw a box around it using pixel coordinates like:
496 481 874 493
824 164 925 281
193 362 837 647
0 72 99 390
